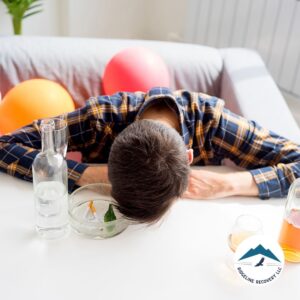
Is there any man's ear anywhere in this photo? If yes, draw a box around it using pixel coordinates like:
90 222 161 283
186 149 194 165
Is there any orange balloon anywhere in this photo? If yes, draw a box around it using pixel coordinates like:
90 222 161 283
0 79 75 134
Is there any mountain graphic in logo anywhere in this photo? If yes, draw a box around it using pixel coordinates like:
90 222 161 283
238 244 281 262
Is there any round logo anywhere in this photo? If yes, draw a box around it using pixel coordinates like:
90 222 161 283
233 235 284 285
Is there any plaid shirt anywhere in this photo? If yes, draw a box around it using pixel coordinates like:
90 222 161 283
0 87 299 198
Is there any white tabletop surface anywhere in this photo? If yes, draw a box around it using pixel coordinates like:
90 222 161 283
0 169 299 300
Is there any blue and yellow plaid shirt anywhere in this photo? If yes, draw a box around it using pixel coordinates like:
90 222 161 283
0 87 299 198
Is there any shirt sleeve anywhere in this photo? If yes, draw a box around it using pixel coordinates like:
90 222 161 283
210 105 300 199
0 100 100 193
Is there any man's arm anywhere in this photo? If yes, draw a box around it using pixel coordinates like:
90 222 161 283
0 100 100 193
76 164 109 186
183 91 300 200
211 106 300 199
183 169 258 199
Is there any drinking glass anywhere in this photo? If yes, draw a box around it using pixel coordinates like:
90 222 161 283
228 214 263 252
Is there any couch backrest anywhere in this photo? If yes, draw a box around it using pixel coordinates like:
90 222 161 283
0 36 223 107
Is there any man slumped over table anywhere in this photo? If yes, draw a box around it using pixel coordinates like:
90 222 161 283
0 87 299 223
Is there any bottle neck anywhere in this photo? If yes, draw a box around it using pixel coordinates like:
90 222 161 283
41 120 55 153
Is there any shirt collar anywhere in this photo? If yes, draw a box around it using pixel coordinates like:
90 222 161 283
135 87 190 147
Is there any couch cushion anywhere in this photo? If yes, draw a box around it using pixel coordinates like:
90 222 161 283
0 37 223 107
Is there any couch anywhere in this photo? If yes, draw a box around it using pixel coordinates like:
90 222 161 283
0 36 299 142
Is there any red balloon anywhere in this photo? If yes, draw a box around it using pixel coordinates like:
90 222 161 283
102 47 170 95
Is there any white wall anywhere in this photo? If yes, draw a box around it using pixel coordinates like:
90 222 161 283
0 0 187 40
141 0 187 41
185 0 300 100
63 0 187 41
0 0 62 36
64 0 146 39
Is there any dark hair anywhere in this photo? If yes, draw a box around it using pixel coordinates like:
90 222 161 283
108 119 190 224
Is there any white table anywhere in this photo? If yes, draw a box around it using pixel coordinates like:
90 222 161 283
0 169 299 300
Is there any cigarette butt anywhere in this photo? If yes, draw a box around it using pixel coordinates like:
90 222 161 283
88 200 97 214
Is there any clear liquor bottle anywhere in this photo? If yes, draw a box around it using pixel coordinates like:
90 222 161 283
32 119 69 239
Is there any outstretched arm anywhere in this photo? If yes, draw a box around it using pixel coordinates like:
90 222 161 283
183 169 258 199
212 107 300 199
184 93 300 200
0 100 100 193
76 164 109 186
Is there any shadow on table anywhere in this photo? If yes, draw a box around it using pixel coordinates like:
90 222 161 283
208 196 285 207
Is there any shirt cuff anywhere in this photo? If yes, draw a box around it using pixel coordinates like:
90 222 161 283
249 167 283 199
66 160 88 193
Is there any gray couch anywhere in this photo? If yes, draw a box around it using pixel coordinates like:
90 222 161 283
1 36 299 142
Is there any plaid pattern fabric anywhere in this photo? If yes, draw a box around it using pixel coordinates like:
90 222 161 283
0 87 299 197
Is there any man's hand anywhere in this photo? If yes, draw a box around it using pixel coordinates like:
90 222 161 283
182 169 259 200
76 165 109 186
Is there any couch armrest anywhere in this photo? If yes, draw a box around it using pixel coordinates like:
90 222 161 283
220 48 300 142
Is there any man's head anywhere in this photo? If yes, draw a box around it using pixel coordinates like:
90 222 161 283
108 119 191 224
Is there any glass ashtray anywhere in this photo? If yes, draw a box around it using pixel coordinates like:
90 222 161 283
69 183 129 239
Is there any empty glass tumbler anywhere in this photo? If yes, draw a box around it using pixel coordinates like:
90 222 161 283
228 214 263 252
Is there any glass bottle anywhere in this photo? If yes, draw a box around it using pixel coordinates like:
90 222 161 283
32 119 69 239
278 178 300 262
